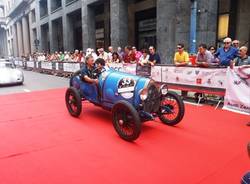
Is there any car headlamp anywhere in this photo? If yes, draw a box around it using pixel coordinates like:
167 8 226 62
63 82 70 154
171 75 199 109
140 88 148 101
160 84 168 95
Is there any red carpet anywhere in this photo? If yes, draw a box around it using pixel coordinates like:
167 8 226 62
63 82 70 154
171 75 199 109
0 88 249 184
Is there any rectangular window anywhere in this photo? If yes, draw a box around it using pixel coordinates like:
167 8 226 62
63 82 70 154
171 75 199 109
39 0 48 18
217 14 229 39
31 9 36 23
66 0 78 5
51 0 62 13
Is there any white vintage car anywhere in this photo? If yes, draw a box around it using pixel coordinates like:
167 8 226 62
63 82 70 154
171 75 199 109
0 59 24 85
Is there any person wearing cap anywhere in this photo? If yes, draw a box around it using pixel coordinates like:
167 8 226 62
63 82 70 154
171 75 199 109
174 43 189 66
215 37 238 66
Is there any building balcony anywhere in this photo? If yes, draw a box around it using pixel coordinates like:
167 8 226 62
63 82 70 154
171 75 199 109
7 0 29 18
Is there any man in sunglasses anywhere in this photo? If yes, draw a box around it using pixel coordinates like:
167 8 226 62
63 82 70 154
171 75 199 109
215 37 238 67
174 43 189 66
232 40 240 49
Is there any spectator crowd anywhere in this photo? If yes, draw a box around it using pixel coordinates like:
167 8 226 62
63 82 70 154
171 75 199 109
27 37 250 68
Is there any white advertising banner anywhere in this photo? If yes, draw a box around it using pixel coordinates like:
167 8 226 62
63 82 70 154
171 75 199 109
122 63 137 75
14 60 19 66
151 66 162 82
108 63 123 71
161 66 227 89
63 63 81 72
41 62 53 70
109 63 137 75
223 66 250 114
26 61 35 68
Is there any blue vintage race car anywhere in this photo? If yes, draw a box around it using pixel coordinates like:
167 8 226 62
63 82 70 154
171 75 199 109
65 67 185 141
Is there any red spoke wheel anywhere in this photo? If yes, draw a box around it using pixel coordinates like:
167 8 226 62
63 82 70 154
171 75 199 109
158 91 185 126
112 101 141 141
65 87 82 117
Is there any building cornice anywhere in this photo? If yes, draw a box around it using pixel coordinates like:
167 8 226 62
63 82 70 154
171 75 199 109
7 0 29 18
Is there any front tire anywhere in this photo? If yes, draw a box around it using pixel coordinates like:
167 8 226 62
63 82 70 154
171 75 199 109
112 101 141 141
65 87 82 117
158 91 185 126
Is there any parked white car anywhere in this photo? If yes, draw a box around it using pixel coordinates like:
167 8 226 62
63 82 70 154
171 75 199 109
0 60 24 85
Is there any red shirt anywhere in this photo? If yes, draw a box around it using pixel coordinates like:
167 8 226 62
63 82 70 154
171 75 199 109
123 52 136 63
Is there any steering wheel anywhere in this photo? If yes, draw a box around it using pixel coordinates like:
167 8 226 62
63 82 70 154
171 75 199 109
91 67 106 79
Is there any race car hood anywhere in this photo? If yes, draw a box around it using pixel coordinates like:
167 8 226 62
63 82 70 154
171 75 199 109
101 70 151 106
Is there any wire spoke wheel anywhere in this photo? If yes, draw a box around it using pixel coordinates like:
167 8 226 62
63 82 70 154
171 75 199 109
112 101 141 141
116 112 136 137
158 91 185 126
65 87 82 117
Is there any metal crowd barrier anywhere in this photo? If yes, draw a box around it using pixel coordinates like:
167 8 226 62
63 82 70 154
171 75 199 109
15 60 226 97
16 60 85 77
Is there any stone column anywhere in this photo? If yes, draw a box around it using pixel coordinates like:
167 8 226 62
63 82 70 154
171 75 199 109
16 20 24 57
62 0 68 51
22 16 31 56
28 12 35 53
13 24 18 57
104 1 110 49
196 0 218 47
0 28 7 57
110 0 128 49
157 0 177 64
82 3 96 51
35 0 42 52
64 14 74 52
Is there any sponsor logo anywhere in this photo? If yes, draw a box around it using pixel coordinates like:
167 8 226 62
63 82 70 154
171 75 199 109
207 79 211 84
233 80 241 85
196 78 202 84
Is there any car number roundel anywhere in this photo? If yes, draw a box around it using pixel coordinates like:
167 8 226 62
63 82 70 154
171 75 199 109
117 78 136 99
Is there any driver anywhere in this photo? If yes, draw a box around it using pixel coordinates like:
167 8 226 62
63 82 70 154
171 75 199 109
81 56 105 84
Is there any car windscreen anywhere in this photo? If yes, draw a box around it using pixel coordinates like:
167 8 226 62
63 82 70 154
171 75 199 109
0 62 15 69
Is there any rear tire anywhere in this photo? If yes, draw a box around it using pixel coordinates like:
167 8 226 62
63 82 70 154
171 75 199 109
158 91 185 126
65 87 82 117
112 101 141 141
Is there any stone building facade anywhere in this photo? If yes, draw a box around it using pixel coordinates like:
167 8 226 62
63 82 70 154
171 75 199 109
0 0 7 57
3 0 250 63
